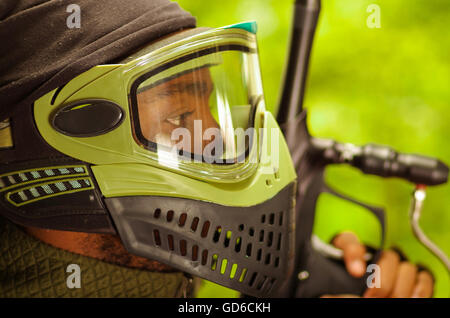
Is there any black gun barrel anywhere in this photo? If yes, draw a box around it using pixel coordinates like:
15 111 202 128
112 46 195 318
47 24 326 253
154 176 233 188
277 0 321 131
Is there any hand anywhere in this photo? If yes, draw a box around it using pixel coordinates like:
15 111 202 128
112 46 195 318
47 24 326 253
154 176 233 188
321 232 434 298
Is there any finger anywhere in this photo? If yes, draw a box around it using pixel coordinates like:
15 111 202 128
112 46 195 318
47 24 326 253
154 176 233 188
390 262 418 298
411 270 434 298
333 232 367 277
363 250 400 298
320 294 361 298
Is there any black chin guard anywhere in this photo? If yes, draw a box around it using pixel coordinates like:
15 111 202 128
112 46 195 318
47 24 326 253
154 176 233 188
105 182 296 298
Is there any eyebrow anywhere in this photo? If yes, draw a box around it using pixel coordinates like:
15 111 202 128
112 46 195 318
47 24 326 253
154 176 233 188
161 81 210 96
136 64 215 95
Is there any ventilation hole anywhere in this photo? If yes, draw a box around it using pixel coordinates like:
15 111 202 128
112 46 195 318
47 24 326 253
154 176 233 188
249 227 255 237
261 215 266 224
224 230 232 247
259 230 264 242
154 208 161 218
278 211 283 226
230 263 238 279
178 213 187 227
249 272 258 287
166 210 174 222
213 226 222 243
257 276 267 290
211 254 218 271
265 253 271 265
257 248 262 261
168 235 174 251
239 268 248 283
266 179 272 187
153 229 161 246
274 257 280 268
220 258 228 274
201 221 210 238
180 240 187 256
267 232 273 247
269 213 275 225
192 245 199 261
191 217 199 232
238 224 244 231
201 250 208 265
246 243 252 257
235 237 242 253
277 233 282 250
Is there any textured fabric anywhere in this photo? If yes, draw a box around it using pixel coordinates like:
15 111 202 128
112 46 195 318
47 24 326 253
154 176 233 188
0 216 190 297
0 0 196 121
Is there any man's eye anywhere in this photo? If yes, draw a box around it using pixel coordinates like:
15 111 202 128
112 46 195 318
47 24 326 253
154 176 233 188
166 115 181 126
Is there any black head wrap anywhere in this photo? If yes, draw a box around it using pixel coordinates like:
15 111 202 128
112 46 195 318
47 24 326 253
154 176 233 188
0 0 196 120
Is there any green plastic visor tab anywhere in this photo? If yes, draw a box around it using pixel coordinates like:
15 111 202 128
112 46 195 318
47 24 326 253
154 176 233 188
223 21 257 34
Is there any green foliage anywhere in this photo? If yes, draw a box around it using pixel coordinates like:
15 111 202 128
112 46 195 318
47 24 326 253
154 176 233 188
176 0 450 297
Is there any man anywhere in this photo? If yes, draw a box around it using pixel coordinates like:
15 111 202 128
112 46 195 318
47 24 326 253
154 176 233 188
0 0 434 298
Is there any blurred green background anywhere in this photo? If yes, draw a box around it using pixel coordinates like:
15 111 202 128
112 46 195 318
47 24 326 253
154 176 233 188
176 0 450 297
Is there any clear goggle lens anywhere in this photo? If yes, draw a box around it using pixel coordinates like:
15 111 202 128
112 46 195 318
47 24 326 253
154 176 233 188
131 45 261 165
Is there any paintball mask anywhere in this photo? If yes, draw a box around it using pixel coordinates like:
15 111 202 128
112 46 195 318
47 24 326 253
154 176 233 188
0 23 298 297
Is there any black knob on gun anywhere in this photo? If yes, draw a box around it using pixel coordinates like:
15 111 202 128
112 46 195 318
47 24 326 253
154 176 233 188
311 138 449 186
358 144 448 186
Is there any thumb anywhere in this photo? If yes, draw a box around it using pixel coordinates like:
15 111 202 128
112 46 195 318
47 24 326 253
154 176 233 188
333 232 367 278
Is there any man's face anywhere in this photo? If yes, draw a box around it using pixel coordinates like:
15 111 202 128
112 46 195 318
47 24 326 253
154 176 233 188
136 67 220 154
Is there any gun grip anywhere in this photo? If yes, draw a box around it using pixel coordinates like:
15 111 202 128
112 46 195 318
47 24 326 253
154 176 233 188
294 245 383 297
293 175 386 297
